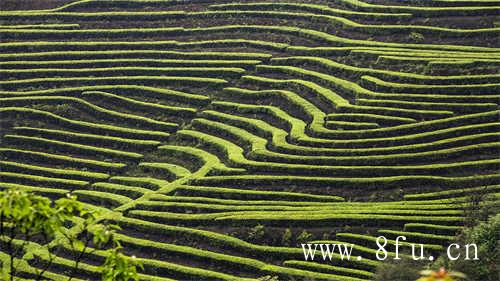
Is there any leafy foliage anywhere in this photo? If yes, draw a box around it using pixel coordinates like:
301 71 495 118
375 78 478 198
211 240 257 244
281 228 292 246
101 248 142 281
373 258 425 281
247 224 265 242
436 214 499 281
296 230 313 244
0 188 141 281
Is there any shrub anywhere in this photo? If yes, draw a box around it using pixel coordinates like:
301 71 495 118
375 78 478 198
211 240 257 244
248 224 265 242
296 230 313 245
373 258 427 281
435 214 499 281
282 228 292 246
0 188 141 281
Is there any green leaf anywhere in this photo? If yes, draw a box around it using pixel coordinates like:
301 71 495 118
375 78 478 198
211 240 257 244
73 239 85 251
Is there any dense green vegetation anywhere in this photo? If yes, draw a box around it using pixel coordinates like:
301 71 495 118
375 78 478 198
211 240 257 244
0 0 498 280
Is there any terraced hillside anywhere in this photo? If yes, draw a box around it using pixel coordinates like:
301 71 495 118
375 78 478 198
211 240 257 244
0 0 499 280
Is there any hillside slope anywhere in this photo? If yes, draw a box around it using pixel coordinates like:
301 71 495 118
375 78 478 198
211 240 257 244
0 0 499 280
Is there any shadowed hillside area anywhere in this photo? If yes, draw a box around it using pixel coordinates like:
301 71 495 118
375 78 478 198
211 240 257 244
0 0 499 280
